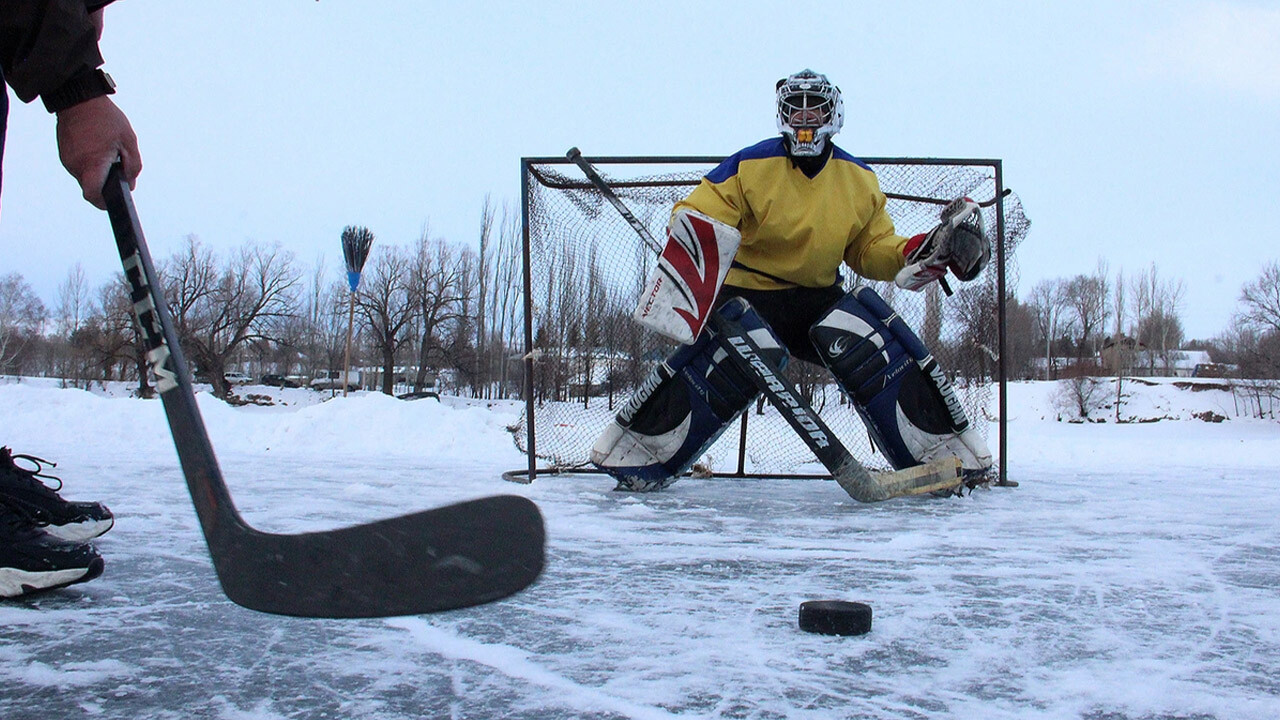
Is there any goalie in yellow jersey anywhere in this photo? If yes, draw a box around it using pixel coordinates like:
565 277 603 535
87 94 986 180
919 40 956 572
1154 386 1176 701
591 69 993 492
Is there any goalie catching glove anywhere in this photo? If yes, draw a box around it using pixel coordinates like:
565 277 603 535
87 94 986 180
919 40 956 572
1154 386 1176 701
895 198 990 291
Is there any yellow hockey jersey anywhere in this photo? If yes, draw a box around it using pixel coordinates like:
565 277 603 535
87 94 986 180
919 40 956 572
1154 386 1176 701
674 138 908 290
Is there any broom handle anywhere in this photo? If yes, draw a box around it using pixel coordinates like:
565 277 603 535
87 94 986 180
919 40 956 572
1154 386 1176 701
342 289 356 396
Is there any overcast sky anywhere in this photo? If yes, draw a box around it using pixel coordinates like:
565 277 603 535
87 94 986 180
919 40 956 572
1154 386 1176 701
2 0 1277 340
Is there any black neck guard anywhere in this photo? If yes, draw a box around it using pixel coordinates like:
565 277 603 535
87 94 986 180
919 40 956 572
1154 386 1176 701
784 139 834 179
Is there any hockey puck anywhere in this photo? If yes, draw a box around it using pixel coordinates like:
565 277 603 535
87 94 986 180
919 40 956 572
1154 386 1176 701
798 600 873 636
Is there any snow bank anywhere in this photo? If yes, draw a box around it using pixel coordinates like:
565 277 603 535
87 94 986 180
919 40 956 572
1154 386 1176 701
0 378 526 467
2 376 1275 476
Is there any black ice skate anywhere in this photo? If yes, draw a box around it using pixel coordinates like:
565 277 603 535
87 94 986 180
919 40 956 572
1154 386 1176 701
0 448 114 542
0 501 104 598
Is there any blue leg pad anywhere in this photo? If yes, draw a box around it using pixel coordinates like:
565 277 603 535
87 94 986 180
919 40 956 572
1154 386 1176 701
809 286 990 472
592 299 788 491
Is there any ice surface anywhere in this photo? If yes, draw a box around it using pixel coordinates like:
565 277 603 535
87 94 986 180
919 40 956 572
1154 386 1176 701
0 378 1277 719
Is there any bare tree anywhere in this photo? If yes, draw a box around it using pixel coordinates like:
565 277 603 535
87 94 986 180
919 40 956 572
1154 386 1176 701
1003 294 1039 380
1139 309 1184 374
55 263 90 338
1108 267 1130 420
1221 261 1280 380
1054 375 1109 421
1219 323 1280 381
1238 261 1280 335
475 197 494 396
314 279 350 381
163 235 219 342
534 240 582 402
295 256 348 380
948 280 998 380
0 272 48 374
76 275 149 394
49 263 96 386
163 236 301 398
1129 264 1158 373
1062 259 1110 362
484 203 524 399
1157 275 1186 373
575 244 614 407
448 248 480 391
356 244 416 395
1111 268 1127 340
412 233 480 393
1028 278 1070 380
1131 264 1186 374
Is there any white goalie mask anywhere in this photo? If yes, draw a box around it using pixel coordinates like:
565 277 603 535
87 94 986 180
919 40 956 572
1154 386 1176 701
776 69 844 157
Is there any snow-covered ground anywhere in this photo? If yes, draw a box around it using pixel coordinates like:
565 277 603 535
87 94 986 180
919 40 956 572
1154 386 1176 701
0 377 1277 719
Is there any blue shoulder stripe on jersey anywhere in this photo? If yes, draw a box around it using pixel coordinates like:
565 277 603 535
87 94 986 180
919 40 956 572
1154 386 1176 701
705 138 873 182
831 146 873 172
705 138 789 184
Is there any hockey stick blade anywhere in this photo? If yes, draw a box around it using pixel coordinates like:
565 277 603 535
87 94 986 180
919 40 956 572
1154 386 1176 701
831 455 963 503
102 164 544 617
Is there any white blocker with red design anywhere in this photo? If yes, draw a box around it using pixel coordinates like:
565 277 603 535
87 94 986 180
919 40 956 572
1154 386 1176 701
632 209 741 344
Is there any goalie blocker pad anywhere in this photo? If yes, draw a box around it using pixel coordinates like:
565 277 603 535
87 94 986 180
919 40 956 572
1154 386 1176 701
632 208 741 344
809 286 993 475
592 299 788 491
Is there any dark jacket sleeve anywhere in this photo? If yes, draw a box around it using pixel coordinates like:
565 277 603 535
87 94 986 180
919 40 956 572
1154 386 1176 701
0 1 114 105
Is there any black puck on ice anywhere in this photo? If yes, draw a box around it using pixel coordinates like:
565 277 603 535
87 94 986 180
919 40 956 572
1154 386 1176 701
798 600 873 636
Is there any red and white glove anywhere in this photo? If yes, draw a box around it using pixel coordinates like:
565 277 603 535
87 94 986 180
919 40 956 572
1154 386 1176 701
895 198 989 291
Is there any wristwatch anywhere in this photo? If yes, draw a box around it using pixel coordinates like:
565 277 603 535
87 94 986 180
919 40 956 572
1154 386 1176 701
42 69 116 113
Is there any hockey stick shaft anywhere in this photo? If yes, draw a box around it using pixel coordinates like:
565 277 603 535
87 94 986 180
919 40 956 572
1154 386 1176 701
565 148 711 323
714 311 961 501
567 148 664 254
103 164 544 616
105 171 242 532
566 149 960 501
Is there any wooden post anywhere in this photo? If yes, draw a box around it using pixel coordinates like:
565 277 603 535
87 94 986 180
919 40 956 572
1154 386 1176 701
342 290 356 396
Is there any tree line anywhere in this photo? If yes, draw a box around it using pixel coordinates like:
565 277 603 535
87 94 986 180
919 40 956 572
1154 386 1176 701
1017 259 1280 381
5 216 1280 403
0 197 526 400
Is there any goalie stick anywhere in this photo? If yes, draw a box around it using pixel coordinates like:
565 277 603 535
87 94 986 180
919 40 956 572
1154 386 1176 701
713 309 962 500
103 164 544 617
566 148 962 502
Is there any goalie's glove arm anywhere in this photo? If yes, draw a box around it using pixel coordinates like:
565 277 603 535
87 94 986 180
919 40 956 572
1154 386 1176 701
899 229 948 290
894 198 990 291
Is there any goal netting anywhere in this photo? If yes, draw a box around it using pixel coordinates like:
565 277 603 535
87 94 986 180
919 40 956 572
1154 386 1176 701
513 154 1030 480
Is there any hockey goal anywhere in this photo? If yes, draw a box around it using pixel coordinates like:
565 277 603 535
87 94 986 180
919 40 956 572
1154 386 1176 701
510 153 1030 485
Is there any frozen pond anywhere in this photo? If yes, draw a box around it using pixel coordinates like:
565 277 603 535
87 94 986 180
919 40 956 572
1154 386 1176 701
1 382 1277 719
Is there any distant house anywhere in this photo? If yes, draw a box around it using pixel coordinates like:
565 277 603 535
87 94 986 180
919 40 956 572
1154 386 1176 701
359 365 434 392
566 348 632 397
1163 350 1214 378
1099 338 1215 378
1029 356 1071 379
1098 336 1146 375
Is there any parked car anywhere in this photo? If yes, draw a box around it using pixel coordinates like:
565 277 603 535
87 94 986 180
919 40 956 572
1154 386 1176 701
223 371 253 385
396 390 440 401
261 374 301 388
310 370 360 391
